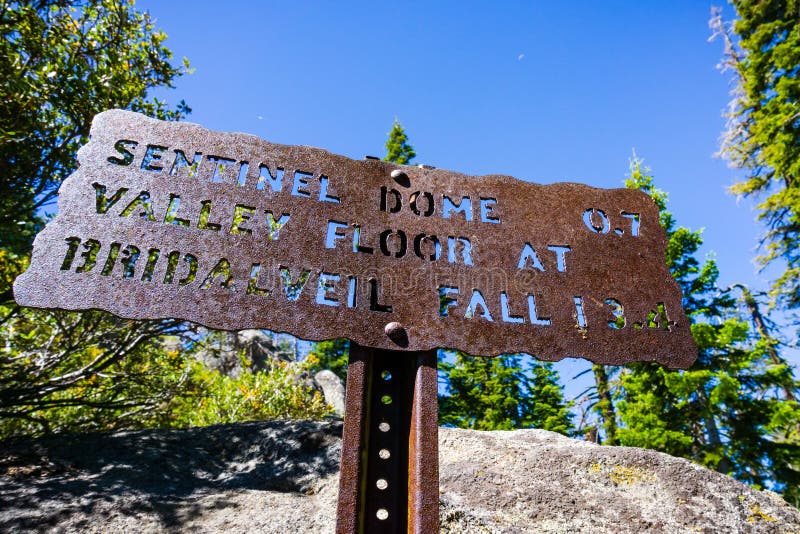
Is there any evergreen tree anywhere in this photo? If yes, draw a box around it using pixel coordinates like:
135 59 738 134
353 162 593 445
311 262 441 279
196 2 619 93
527 360 574 435
439 352 573 434
383 119 416 165
711 3 800 313
615 156 800 501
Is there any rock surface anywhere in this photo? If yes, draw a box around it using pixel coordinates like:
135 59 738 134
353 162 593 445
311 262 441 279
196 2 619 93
1 420 798 533
314 370 346 416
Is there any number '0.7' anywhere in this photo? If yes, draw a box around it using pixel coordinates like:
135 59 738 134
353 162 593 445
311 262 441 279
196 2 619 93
583 209 640 236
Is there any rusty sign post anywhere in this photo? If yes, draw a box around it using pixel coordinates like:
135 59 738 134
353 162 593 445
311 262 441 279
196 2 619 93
336 346 438 533
14 110 697 533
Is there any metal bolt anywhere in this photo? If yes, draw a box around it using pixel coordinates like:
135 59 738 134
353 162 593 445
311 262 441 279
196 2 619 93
390 169 410 187
384 321 405 339
384 322 409 346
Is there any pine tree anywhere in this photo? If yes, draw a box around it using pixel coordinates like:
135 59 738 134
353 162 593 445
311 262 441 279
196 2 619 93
614 156 800 501
439 352 573 434
711 3 800 313
383 119 416 165
527 360 574 435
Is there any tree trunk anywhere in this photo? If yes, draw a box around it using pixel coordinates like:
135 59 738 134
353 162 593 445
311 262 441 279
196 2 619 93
592 365 618 445
733 284 797 402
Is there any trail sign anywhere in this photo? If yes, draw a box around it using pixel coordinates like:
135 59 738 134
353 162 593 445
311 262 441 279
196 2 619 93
14 110 696 367
14 110 698 533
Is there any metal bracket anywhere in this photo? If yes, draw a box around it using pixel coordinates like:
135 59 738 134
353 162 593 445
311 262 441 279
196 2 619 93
336 345 439 533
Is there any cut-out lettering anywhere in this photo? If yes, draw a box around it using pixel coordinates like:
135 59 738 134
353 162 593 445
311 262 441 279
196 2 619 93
352 225 374 254
107 139 137 166
413 233 440 261
347 276 357 308
409 191 434 217
291 170 313 197
178 254 197 286
170 150 202 177
527 295 551 326
583 208 610 234
479 198 500 224
60 237 81 271
237 161 249 187
141 248 160 282
265 211 290 240
643 302 673 331
256 164 284 192
518 243 544 271
208 155 236 183
326 220 348 248
120 245 141 278
319 176 340 203
500 292 524 323
200 258 235 290
76 239 101 273
93 183 129 214
230 204 255 235
466 290 493 322
163 194 190 227
141 145 167 172
197 200 221 231
442 196 472 221
439 286 459 316
380 187 402 213
100 242 121 276
369 278 392 313
379 229 407 258
120 191 156 221
163 251 180 284
246 263 271 296
316 272 340 306
547 245 571 272
573 296 587 328
622 211 640 236
280 266 311 301
447 236 473 266
605 298 625 329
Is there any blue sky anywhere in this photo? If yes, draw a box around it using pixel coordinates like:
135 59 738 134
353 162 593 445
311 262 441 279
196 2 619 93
137 1 786 396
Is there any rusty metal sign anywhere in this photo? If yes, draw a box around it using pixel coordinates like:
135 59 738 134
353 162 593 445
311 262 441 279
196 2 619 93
13 110 697 367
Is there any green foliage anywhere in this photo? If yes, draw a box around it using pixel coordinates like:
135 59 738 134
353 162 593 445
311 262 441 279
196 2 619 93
169 356 331 427
307 338 349 381
0 296 191 437
527 359 575 435
439 352 573 434
613 156 800 501
383 119 416 165
0 270 332 438
0 0 191 254
0 0 204 439
712 2 800 311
